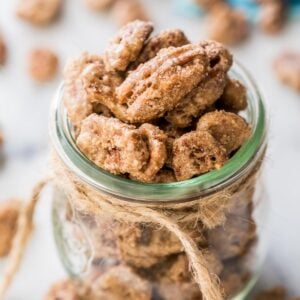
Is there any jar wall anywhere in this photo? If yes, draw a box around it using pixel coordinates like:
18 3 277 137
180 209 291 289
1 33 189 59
51 157 268 300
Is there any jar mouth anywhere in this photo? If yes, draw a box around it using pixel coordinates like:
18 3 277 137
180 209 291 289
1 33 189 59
50 61 267 203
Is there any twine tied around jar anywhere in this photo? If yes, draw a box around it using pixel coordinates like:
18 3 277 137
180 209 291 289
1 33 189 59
0 150 263 300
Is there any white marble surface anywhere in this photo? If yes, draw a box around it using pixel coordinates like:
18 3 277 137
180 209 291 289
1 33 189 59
0 0 300 299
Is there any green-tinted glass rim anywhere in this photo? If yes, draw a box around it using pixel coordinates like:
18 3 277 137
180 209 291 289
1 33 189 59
50 61 267 203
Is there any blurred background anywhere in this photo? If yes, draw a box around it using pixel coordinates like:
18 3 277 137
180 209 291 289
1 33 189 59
0 0 300 298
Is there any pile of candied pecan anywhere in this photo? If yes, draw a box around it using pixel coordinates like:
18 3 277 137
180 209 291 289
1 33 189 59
63 20 251 183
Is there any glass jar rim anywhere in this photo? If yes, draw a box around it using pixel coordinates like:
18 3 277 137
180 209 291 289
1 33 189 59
50 61 267 203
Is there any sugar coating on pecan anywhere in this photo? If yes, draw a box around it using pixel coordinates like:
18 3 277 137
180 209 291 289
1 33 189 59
130 123 167 182
166 41 232 127
104 20 153 72
130 29 190 70
83 0 115 11
206 4 249 45
273 51 300 92
116 44 208 123
77 114 167 182
93 265 152 300
197 110 251 155
172 131 227 181
81 61 123 105
45 279 93 300
258 0 287 34
166 71 227 128
77 114 149 175
17 0 62 26
63 53 106 128
0 200 21 257
217 78 248 112
28 48 58 82
0 34 6 65
111 0 148 27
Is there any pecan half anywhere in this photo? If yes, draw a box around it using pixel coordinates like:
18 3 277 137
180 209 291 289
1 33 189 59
273 51 300 92
130 29 190 70
206 4 249 45
130 123 167 182
116 44 208 123
63 53 102 128
28 48 59 82
17 0 62 26
172 131 227 181
77 115 167 182
104 20 153 72
77 114 149 175
217 77 248 112
166 41 232 127
111 0 148 27
197 110 251 155
258 0 287 34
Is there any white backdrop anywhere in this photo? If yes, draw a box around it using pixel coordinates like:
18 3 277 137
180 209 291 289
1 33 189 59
0 0 300 299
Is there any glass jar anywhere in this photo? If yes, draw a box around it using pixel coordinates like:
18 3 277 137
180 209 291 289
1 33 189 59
50 62 268 300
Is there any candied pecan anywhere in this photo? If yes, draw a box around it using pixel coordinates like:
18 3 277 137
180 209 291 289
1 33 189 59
130 123 167 182
200 40 233 72
197 110 251 155
77 114 149 175
0 200 21 257
44 279 93 300
217 78 248 112
166 41 232 127
195 0 225 11
172 131 227 181
166 72 227 128
116 44 208 123
0 34 6 65
206 4 249 45
130 29 190 70
208 215 256 260
104 20 153 72
93 265 152 300
83 0 115 10
77 115 167 182
28 48 58 82
63 53 109 128
81 61 123 106
255 286 286 300
17 0 62 26
112 0 148 27
273 51 300 92
117 222 183 268
258 0 287 34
